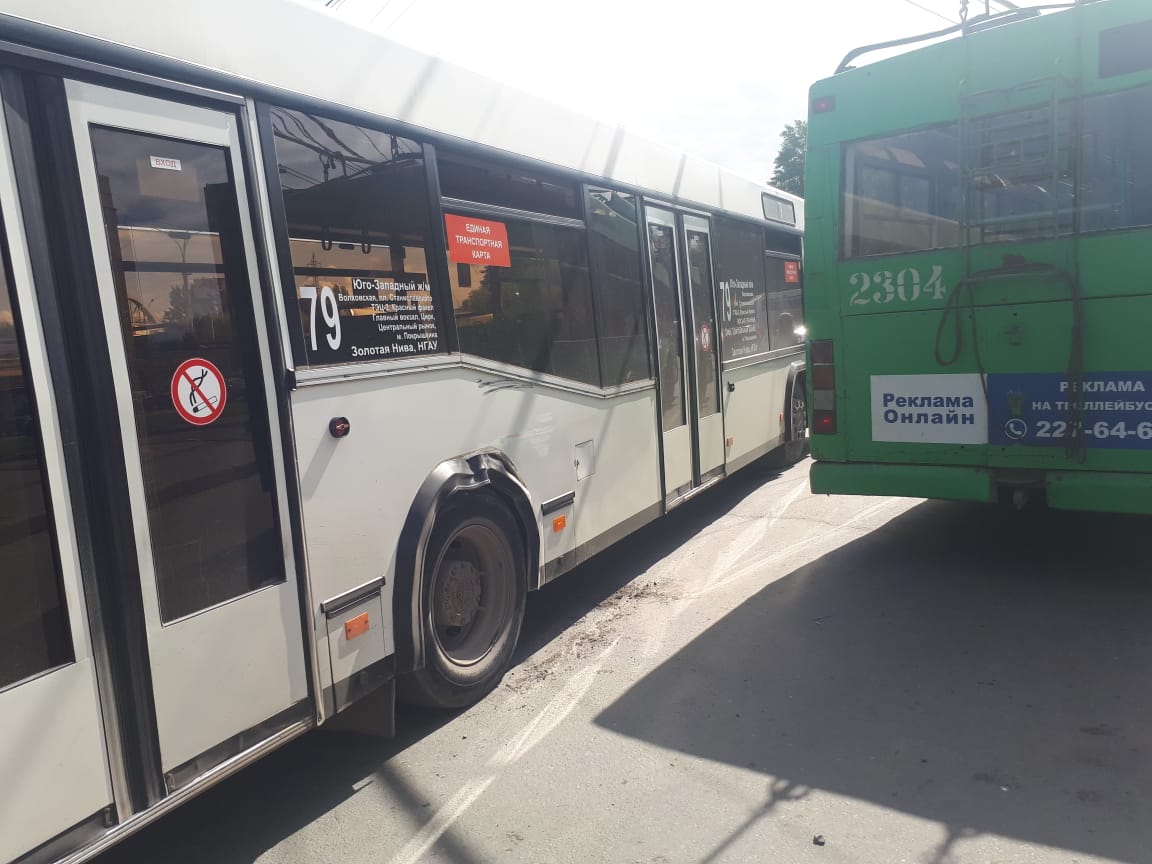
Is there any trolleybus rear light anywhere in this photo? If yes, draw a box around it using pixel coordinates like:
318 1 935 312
811 96 836 114
811 364 835 390
810 340 837 434
811 339 834 365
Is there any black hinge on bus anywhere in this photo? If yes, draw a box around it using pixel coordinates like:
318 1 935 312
284 368 298 391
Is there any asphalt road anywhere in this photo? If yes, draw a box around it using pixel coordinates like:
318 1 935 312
95 458 1152 864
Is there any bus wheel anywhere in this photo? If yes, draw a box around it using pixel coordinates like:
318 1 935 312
783 373 809 464
768 374 809 467
400 492 526 709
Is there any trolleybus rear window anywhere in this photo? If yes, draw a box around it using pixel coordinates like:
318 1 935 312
1081 86 1152 232
842 126 960 258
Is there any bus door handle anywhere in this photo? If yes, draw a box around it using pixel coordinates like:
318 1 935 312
727 381 736 393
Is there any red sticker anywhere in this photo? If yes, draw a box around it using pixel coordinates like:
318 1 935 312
784 260 800 283
445 214 511 267
170 358 227 426
699 322 713 354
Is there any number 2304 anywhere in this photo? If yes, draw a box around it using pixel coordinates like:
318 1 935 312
848 265 947 306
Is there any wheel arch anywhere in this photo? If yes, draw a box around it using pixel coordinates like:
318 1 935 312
393 449 539 675
784 359 807 439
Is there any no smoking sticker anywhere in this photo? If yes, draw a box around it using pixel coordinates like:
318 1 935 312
170 358 227 426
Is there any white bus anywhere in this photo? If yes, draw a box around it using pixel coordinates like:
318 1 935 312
0 2 805 861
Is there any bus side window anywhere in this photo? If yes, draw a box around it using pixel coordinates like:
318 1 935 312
764 253 804 350
585 188 650 386
447 215 599 387
0 215 73 689
439 154 599 387
268 107 446 367
711 217 771 363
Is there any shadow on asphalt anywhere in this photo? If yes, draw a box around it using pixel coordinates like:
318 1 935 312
596 500 1152 864
92 458 793 864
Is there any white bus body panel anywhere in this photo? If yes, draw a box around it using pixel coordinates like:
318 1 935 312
699 412 726 476
663 424 694 496
291 366 662 623
723 357 795 466
0 660 112 863
572 388 661 547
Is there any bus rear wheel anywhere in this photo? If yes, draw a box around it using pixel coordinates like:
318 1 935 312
769 373 809 467
399 492 526 709
784 373 809 463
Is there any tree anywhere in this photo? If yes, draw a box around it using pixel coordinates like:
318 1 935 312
771 120 807 197
164 278 223 326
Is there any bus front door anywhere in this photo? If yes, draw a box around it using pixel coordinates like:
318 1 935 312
645 206 725 507
66 82 309 784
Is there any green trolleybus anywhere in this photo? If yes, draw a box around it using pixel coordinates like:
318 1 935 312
804 0 1152 515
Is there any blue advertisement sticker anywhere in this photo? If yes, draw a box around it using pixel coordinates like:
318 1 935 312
987 372 1152 449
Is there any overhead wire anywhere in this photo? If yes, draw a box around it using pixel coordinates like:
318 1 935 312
368 0 397 24
899 0 958 24
382 0 422 30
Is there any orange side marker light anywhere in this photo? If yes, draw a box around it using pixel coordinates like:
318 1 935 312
344 612 370 640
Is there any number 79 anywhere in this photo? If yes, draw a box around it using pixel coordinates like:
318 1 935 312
300 285 342 351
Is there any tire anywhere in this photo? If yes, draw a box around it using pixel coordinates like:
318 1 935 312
768 374 809 467
398 491 527 709
783 373 810 464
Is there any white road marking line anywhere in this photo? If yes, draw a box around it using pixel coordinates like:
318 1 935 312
388 639 619 864
387 775 497 864
701 477 810 590
767 478 811 530
684 496 904 598
639 477 806 587
489 639 617 768
643 478 811 659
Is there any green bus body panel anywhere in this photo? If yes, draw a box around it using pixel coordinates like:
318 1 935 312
805 0 1152 514
838 294 1152 474
810 461 995 503
1046 471 1152 515
812 462 1152 516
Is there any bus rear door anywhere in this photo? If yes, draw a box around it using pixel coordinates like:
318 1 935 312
645 206 724 506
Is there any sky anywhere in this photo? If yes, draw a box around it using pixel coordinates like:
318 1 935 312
303 0 973 184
